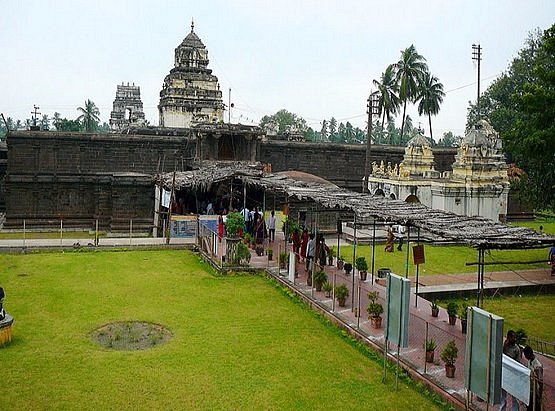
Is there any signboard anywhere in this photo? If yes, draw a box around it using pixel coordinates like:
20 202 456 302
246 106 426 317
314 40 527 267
412 244 425 265
385 273 411 347
198 215 218 233
464 306 504 404
170 215 197 238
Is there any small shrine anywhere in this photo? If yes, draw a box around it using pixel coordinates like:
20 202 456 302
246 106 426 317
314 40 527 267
367 121 510 222
0 287 13 347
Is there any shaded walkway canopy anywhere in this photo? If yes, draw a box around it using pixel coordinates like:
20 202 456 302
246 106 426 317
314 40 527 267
158 161 554 250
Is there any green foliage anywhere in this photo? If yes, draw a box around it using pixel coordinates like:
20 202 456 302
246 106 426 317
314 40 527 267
259 109 308 136
76 99 100 132
440 340 458 366
279 251 288 265
459 303 468 320
235 242 251 265
334 284 349 300
424 339 437 351
355 256 368 272
430 299 439 310
281 217 300 236
313 270 328 285
224 211 244 237
437 131 461 147
467 25 555 209
322 280 333 293
366 291 383 318
515 328 528 346
446 301 459 317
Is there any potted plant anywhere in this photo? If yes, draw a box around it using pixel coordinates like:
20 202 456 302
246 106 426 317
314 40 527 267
355 256 368 281
460 304 468 334
279 251 288 269
327 247 335 266
267 248 273 261
255 245 264 256
447 301 458 326
243 232 252 245
440 340 458 378
424 339 437 363
344 262 352 276
322 281 333 298
430 299 439 317
335 284 349 307
336 256 344 270
224 211 244 238
313 270 328 292
366 291 384 328
235 242 251 265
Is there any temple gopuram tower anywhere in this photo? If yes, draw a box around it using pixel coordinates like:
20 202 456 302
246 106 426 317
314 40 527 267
158 21 224 128
109 82 146 131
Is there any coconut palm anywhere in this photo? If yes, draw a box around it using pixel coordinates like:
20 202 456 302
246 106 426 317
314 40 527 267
373 65 400 128
77 99 100 132
417 71 445 142
393 45 428 139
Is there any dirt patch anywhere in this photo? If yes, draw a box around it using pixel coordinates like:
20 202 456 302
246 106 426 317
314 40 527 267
91 321 172 350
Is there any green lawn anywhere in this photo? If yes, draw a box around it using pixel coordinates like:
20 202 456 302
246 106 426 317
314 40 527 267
337 243 549 276
438 294 555 343
0 249 444 410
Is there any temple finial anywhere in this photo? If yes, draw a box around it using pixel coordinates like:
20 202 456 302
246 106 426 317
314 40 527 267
191 18 194 32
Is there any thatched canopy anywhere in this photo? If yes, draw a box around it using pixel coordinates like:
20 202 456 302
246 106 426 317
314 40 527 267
157 161 554 250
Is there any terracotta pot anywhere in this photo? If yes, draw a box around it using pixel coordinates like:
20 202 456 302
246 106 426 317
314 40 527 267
431 307 439 317
370 316 382 329
425 350 435 363
359 271 367 281
445 364 456 378
448 315 457 326
315 281 323 292
461 318 467 334
338 297 346 307
337 261 344 270
307 276 312 286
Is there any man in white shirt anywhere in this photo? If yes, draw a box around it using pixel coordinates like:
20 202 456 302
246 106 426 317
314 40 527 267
267 210 276 242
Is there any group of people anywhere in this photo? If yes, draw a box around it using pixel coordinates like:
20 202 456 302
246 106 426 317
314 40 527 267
501 330 543 411
300 231 329 272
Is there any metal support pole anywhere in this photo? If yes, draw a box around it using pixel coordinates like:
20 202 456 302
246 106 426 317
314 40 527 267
371 219 376 284
415 227 420 307
60 219 63 247
95 219 99 247
352 213 357 308
357 284 361 329
129 219 133 247
404 225 411 278
476 249 481 308
424 322 429 373
23 219 26 249
332 273 336 312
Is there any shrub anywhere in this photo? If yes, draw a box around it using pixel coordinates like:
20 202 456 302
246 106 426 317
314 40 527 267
225 212 244 237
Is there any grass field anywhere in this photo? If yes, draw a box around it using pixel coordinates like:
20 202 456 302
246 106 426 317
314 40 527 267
438 294 555 343
337 243 550 276
0 249 445 410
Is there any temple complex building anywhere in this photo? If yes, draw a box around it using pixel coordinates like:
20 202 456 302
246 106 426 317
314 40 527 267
109 82 146 131
367 120 510 222
158 22 224 128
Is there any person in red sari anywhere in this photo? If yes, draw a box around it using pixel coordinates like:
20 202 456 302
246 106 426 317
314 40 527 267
217 213 224 242
300 228 309 262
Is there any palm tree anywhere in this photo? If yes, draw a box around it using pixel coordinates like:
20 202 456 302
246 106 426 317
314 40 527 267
77 99 100 132
393 45 428 139
373 65 400 128
417 71 445 142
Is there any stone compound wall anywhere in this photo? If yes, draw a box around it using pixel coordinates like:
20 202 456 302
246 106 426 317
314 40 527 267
2 131 457 231
259 140 456 191
4 131 196 231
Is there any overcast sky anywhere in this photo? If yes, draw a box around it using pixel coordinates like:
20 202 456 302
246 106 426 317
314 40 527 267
1 1 554 139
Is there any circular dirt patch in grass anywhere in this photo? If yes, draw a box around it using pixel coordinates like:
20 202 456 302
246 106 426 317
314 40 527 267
91 321 172 350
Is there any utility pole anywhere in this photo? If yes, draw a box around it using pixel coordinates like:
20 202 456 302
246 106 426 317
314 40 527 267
228 88 234 124
364 92 380 193
31 104 41 129
472 44 482 119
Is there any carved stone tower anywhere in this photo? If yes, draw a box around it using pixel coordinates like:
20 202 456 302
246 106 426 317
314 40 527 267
158 21 224 128
109 82 146 130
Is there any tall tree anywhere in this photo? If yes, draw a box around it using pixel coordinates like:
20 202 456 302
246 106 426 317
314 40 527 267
259 109 307 136
40 114 50 131
417 71 445 141
373 65 400 127
328 117 337 140
76 99 100 132
393 45 428 139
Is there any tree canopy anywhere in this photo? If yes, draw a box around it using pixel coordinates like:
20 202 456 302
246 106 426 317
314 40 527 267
466 25 555 210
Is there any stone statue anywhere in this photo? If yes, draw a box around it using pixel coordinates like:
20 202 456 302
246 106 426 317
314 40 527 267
372 161 378 175
379 160 385 174
0 287 5 321
386 162 392 175
393 164 398 177
384 226 395 252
